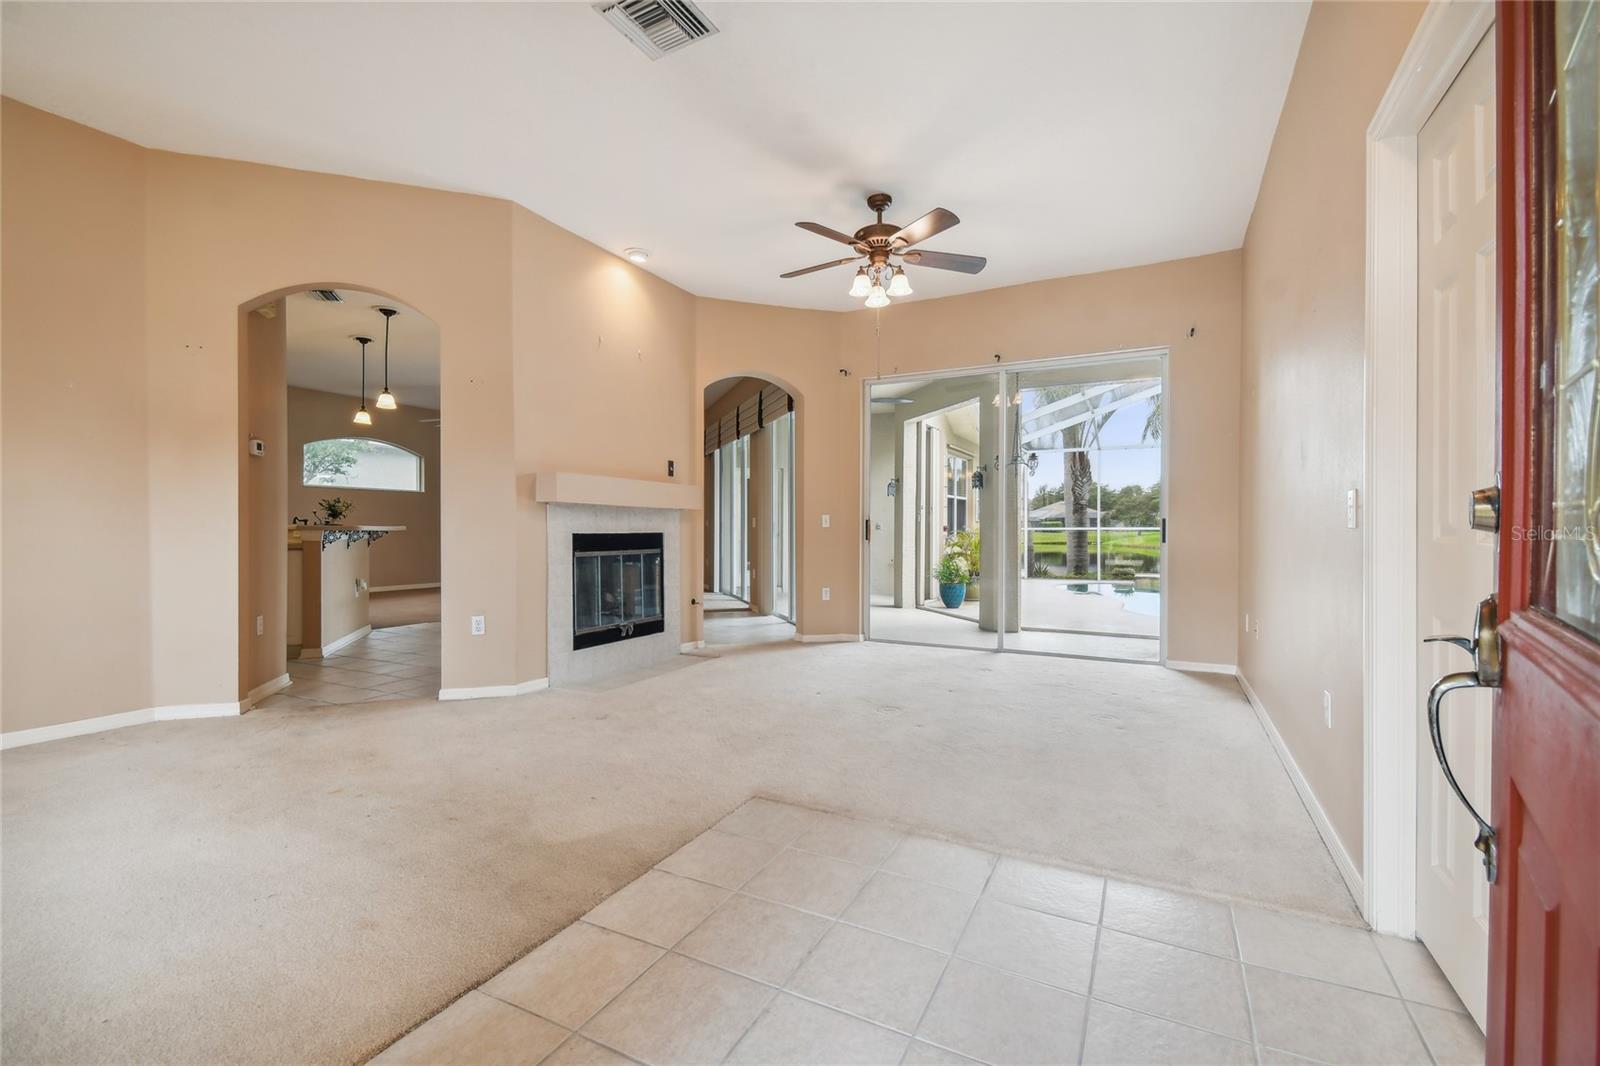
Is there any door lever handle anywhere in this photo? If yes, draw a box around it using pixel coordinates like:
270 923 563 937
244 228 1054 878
1424 634 1476 655
1424 593 1502 883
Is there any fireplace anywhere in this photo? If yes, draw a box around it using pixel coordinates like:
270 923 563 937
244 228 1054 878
572 532 664 650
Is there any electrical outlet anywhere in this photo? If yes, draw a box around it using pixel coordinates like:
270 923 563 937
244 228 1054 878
1346 489 1360 530
821 514 831 529
471 615 486 636
1323 690 1333 728
821 586 831 601
1253 616 1261 638
255 615 264 637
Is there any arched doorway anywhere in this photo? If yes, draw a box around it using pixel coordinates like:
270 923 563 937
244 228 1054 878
238 284 443 707
702 375 799 647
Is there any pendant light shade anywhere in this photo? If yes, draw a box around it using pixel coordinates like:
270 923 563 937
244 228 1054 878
376 307 399 410
353 335 373 426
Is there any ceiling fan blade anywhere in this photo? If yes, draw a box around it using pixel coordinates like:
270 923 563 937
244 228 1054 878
779 256 862 279
796 221 860 246
900 249 987 274
891 208 960 248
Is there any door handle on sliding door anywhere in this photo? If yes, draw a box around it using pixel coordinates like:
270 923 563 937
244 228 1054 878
1424 593 1502 883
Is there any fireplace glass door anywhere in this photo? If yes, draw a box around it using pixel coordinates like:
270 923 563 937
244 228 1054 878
573 533 665 649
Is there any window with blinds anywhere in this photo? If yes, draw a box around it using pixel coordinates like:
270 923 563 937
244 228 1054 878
703 382 793 454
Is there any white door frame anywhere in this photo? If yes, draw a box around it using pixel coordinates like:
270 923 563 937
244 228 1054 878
1363 0 1494 937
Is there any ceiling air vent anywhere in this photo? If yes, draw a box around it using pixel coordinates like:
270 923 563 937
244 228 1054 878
308 289 343 303
595 0 717 60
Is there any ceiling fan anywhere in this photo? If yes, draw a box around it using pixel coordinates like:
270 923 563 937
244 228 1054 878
780 192 987 307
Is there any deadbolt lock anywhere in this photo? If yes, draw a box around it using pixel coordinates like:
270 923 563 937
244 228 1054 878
1469 485 1501 534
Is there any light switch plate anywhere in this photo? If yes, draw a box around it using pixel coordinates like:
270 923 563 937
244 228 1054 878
821 513 831 528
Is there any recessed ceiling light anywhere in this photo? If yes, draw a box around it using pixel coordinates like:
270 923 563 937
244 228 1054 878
624 247 650 264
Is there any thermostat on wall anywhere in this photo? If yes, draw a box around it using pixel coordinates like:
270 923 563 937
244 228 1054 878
248 439 266 457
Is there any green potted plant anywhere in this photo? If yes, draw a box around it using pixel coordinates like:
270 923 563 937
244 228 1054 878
316 497 354 525
949 530 981 601
934 549 972 609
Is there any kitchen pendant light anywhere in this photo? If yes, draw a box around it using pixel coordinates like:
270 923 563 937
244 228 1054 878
375 307 398 410
353 336 373 425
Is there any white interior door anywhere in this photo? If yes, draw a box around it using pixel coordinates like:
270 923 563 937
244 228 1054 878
1415 27 1495 1029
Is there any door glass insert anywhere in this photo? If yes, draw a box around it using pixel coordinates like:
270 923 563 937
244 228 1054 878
1539 0 1600 639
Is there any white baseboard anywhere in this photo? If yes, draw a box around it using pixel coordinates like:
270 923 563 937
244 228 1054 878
437 677 549 701
244 673 291 708
1237 670 1366 907
796 633 864 644
153 702 243 721
680 640 705 652
319 625 371 658
2 699 242 750
369 582 441 593
1166 660 1239 675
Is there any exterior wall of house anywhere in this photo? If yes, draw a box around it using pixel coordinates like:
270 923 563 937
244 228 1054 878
1238 0 1425 872
286 386 442 590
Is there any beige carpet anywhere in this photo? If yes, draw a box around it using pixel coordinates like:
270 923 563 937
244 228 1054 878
368 588 441 629
1 641 1355 1066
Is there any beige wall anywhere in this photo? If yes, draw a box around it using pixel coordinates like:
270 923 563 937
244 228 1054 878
1 99 698 732
508 205 699 681
287 386 441 589
698 251 1245 660
1 101 153 731
7 95 1253 735
1238 0 1424 871
242 302 287 697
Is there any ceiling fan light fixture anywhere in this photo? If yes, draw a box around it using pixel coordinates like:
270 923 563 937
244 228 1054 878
848 267 871 299
887 266 913 297
864 285 890 309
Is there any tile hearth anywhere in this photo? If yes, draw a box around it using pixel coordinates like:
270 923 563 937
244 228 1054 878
371 800 1483 1066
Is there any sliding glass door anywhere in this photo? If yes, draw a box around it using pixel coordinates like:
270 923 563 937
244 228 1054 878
864 351 1165 663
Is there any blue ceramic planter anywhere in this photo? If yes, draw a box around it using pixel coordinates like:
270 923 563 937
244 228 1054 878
939 582 967 609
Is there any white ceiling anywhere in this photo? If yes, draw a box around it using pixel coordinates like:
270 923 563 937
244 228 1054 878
2 1 1308 311
282 290 442 411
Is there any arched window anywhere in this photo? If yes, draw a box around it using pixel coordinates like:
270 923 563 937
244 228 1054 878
302 438 423 492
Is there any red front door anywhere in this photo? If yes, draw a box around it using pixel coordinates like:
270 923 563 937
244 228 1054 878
1489 3 1600 1061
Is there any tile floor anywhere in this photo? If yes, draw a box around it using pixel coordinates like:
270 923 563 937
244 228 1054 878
263 622 442 708
372 800 1485 1066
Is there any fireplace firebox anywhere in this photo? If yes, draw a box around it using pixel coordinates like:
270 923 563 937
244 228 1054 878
572 532 664 649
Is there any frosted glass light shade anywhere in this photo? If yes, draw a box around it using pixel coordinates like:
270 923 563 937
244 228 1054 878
376 389 397 410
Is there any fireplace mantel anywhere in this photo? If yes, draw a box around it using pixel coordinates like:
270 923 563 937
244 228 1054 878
533 471 700 511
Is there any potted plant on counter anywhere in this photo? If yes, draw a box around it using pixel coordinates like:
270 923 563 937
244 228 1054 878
935 549 972 609
316 497 354 525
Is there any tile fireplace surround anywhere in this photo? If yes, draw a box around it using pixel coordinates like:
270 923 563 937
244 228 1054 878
546 503 682 687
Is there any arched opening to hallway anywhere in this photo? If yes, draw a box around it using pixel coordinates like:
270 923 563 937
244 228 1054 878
239 285 443 708
702 375 798 647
